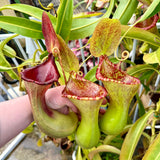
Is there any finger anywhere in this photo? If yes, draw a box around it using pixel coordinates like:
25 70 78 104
45 86 78 113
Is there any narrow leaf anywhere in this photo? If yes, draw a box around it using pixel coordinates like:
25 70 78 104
120 110 154 160
0 34 18 58
0 16 43 39
112 0 138 24
70 18 99 40
135 93 145 117
127 64 160 76
0 4 56 26
73 12 103 19
0 50 19 79
142 133 160 160
88 145 120 160
90 18 121 57
2 43 16 58
121 25 160 47
56 0 73 42
0 66 15 71
76 146 83 160
69 0 115 40
137 0 160 23
102 0 116 19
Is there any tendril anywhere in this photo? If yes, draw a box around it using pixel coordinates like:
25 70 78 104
38 0 52 10
32 49 41 65
114 50 130 61
79 54 92 70
72 42 89 52
78 71 83 77
38 0 57 15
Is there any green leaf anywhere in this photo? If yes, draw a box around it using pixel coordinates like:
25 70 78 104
0 66 15 71
120 110 154 160
57 35 79 73
112 0 138 24
102 0 116 19
73 12 103 19
76 146 83 160
127 64 160 76
0 16 43 39
137 0 160 23
0 50 19 79
84 65 98 82
135 93 145 117
142 133 160 160
70 18 99 40
88 145 120 160
0 34 18 58
69 0 115 40
121 25 160 47
40 51 49 60
143 48 160 64
56 0 73 42
1 43 16 58
90 18 121 57
140 70 155 93
0 4 56 26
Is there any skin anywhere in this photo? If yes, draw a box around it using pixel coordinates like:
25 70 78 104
0 86 77 148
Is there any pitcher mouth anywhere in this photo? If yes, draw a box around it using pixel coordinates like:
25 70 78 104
96 55 140 85
21 53 60 85
62 71 107 100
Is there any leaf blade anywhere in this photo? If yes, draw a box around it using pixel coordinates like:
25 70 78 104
112 0 138 24
137 0 160 23
120 110 154 160
70 18 99 40
0 50 19 79
127 64 160 76
0 16 43 39
56 0 73 41
142 133 160 160
0 4 56 26
121 25 160 47
88 145 120 160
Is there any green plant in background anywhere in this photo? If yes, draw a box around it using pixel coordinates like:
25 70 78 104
0 0 160 159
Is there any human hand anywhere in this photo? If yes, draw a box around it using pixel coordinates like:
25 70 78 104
45 85 78 114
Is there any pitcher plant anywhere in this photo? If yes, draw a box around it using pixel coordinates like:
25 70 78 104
21 53 78 138
96 55 140 135
0 0 160 159
62 71 107 149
